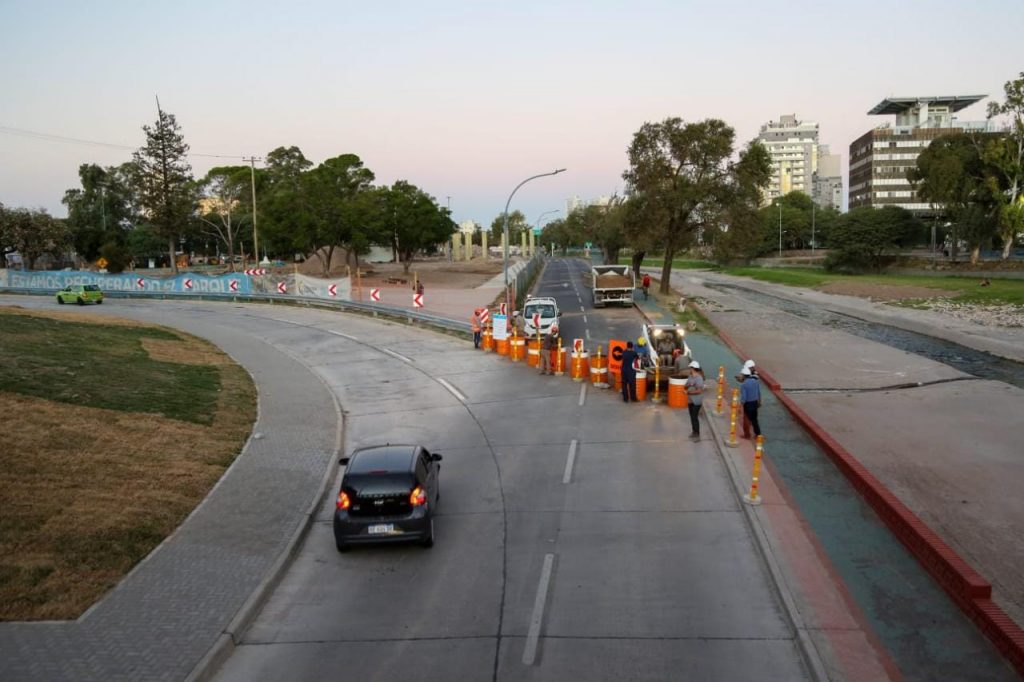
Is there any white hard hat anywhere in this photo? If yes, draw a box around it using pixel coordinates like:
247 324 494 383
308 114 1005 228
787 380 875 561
743 359 756 369
741 367 752 376
688 360 701 369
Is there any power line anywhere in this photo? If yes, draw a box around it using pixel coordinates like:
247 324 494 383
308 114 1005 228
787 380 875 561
0 125 249 160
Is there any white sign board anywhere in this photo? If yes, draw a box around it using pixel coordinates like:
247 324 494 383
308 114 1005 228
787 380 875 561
492 314 508 341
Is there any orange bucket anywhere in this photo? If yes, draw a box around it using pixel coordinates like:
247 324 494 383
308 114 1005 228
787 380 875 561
570 352 589 381
526 340 541 367
510 338 526 362
635 370 648 400
495 337 510 356
482 329 494 351
667 377 688 408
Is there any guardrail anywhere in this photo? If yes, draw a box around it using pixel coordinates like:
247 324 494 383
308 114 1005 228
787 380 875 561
0 287 472 337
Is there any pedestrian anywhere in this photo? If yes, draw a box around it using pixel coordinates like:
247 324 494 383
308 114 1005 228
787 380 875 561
620 341 639 402
740 359 757 438
642 273 651 300
538 324 559 375
471 308 483 349
685 360 705 440
416 280 425 296
738 367 762 438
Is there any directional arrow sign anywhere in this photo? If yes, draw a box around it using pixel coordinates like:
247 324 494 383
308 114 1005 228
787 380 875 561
573 338 583 353
413 293 424 308
500 302 507 316
183 278 193 290
229 280 239 292
370 288 381 302
136 277 145 289
277 281 287 294
327 283 337 297
532 313 540 330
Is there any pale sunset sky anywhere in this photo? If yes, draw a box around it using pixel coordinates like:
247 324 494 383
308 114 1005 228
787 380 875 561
2 0 1022 226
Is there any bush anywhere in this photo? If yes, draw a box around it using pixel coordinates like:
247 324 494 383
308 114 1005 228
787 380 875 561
99 242 131 273
825 206 920 273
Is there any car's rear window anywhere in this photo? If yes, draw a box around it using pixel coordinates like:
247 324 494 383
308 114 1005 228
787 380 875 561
84 285 100 292
348 447 415 474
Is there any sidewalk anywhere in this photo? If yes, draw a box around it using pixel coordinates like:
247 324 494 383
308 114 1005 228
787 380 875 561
635 275 1023 679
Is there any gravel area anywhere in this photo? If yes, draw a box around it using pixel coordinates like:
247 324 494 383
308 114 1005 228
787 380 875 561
913 300 1024 328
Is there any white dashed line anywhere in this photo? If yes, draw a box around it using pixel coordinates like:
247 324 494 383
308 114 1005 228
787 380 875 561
381 348 413 364
582 315 587 324
580 305 585 312
327 329 359 342
562 438 578 484
436 378 467 403
522 553 556 665
586 328 591 340
578 384 586 406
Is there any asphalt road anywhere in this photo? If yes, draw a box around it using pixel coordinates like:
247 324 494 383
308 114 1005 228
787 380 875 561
212 258 809 682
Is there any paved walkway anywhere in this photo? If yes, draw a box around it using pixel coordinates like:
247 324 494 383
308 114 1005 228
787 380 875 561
0 298 340 682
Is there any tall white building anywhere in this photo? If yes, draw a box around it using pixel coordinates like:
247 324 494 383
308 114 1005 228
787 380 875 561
757 114 843 209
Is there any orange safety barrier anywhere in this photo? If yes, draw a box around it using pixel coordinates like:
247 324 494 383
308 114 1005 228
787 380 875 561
552 347 568 375
482 328 494 351
613 371 622 392
667 377 688 408
526 339 541 367
510 338 526 362
635 370 648 400
495 337 510 356
570 351 589 381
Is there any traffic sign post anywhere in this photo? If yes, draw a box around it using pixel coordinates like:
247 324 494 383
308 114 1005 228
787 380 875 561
413 293 424 308
370 288 381 302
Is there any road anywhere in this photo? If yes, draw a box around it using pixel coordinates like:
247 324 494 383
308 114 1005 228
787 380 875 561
213 258 809 681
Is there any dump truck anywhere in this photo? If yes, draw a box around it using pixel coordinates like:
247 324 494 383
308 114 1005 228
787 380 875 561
591 264 635 308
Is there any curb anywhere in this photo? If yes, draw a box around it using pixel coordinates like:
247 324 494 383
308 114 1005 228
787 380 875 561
698 305 1024 678
631 296 828 680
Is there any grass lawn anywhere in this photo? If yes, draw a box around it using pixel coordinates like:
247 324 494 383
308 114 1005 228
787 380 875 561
720 267 1024 306
619 256 717 270
0 307 256 620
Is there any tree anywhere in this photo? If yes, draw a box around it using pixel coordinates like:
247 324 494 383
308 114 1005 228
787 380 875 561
261 146 314 258
824 206 920 272
755 191 840 255
63 163 139 262
372 181 455 273
909 134 998 264
624 118 770 293
490 210 529 245
986 72 1024 259
299 154 375 276
2 207 71 269
196 166 250 270
133 105 195 273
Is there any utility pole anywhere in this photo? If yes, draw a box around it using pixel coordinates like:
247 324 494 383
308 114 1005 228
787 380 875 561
811 200 816 253
243 156 262 263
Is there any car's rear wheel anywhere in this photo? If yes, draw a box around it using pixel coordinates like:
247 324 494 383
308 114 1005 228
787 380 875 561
57 296 64 305
76 297 84 306
421 519 434 548
335 539 350 553
96 299 103 305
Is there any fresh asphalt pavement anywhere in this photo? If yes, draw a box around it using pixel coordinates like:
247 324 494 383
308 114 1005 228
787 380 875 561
213 259 809 682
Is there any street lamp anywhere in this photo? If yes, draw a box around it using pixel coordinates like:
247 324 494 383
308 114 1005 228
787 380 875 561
503 169 566 315
533 208 560 231
778 200 783 257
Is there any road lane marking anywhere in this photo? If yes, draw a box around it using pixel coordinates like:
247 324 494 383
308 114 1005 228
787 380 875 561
381 347 413 364
585 328 591 340
580 305 585 312
563 439 578 483
522 553 556 665
327 329 359 341
582 315 587 324
436 378 467 403
578 384 586 406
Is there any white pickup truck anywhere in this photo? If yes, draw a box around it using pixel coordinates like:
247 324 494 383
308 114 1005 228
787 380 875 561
591 264 635 308
522 296 561 336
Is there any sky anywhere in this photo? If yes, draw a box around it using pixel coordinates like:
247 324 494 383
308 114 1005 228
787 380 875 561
2 0 1023 228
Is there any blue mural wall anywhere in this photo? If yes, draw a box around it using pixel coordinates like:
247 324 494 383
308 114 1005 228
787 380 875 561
0 270 254 295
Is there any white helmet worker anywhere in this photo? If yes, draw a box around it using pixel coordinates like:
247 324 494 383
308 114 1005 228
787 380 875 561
743 359 756 370
740 367 752 376
688 360 701 370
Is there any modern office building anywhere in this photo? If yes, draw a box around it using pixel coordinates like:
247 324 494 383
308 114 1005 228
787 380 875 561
848 95 990 214
757 114 821 204
813 145 843 211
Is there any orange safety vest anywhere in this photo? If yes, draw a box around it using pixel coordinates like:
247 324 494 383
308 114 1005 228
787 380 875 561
471 311 482 332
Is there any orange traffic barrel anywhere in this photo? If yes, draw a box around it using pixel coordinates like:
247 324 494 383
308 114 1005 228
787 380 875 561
510 338 526 362
553 348 569 375
613 371 622 391
590 364 608 385
482 329 494 351
526 340 541 366
635 370 648 400
667 377 688 408
570 352 590 381
495 337 510 356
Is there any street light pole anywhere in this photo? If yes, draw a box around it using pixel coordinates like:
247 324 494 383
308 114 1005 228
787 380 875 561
533 209 560 231
811 200 816 253
503 169 566 316
243 156 261 263
778 201 783 257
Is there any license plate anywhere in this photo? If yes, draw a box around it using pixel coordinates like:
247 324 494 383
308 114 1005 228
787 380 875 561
368 524 395 535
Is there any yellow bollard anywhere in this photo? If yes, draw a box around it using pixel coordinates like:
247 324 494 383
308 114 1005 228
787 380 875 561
653 363 662 402
743 436 765 506
555 337 565 376
715 365 725 415
725 388 740 448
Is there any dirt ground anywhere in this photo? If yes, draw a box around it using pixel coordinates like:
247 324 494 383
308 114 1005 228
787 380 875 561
297 249 503 288
818 281 959 301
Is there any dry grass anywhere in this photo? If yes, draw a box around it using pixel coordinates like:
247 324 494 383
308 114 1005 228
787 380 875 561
0 310 256 621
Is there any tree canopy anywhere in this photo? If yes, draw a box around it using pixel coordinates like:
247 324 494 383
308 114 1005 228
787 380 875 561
824 206 921 272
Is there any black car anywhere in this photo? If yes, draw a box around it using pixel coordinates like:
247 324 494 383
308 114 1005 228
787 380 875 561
333 444 442 551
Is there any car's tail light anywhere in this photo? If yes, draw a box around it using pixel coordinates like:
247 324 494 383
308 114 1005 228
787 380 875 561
336 491 351 510
409 486 427 507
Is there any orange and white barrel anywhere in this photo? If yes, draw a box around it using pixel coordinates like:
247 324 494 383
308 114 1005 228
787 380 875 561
570 352 590 381
526 340 541 367
635 370 648 400
510 338 526 362
495 337 510 356
553 348 569 375
667 377 688 408
590 364 608 385
482 329 494 351
613 371 622 391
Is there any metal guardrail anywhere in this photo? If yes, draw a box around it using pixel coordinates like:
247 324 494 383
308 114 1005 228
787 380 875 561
0 288 472 336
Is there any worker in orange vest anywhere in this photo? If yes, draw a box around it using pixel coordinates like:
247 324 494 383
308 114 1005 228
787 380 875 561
471 308 483 348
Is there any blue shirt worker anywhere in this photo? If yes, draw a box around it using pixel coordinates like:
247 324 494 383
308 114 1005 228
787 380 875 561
620 341 639 402
738 367 762 437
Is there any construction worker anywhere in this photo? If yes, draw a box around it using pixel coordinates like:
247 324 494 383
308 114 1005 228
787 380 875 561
656 334 675 367
538 324 559 375
471 308 483 349
620 341 639 402
642 273 651 300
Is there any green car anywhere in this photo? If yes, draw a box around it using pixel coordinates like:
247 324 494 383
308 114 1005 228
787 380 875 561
56 284 104 305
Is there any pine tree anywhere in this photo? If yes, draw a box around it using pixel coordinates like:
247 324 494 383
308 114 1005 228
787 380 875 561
133 104 194 273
